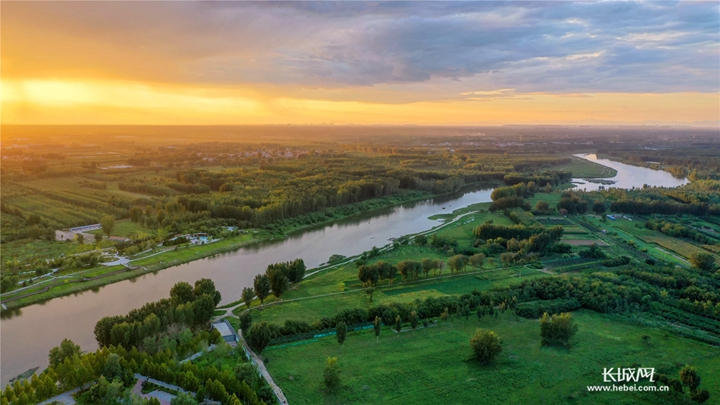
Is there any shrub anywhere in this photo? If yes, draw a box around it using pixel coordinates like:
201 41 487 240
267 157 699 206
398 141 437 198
469 329 502 364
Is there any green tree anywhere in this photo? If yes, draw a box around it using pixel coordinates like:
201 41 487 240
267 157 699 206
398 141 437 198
593 200 606 215
129 207 143 222
241 287 254 309
76 233 84 244
191 294 216 326
193 278 222 306
239 311 252 332
100 215 115 237
247 322 273 353
48 339 81 368
336 322 347 348
170 282 195 305
441 307 449 322
535 200 549 212
470 329 503 364
690 252 715 271
679 365 701 392
395 315 402 334
469 253 485 269
448 254 467 273
171 393 199 405
539 312 578 347
267 267 289 299
323 357 340 391
373 316 381 342
461 304 471 320
253 274 271 306
410 310 419 330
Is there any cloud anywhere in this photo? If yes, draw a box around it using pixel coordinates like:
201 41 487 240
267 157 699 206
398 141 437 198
2 1 718 98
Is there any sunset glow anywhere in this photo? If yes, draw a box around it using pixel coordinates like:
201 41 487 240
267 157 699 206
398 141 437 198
2 1 719 126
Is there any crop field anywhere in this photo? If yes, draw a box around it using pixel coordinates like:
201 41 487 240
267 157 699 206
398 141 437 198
264 310 719 405
642 234 718 263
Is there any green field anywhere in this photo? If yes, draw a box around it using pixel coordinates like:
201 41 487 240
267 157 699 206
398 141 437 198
551 156 618 178
264 310 719 405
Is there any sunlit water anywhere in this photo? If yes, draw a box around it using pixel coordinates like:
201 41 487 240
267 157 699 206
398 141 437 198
571 153 688 191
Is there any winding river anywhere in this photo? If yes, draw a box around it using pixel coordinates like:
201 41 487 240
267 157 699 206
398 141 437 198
0 155 688 385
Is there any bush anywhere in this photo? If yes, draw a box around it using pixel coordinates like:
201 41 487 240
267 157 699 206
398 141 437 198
469 329 502 364
323 357 340 391
539 312 578 347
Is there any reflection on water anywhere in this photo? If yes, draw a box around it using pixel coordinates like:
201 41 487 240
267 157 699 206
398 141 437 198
0 185 493 385
571 154 688 191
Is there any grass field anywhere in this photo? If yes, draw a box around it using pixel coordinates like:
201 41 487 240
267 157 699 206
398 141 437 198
264 310 719 405
551 156 618 179
87 219 153 238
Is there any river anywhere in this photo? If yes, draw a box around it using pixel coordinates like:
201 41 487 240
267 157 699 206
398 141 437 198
0 156 689 385
571 153 688 191
0 187 493 385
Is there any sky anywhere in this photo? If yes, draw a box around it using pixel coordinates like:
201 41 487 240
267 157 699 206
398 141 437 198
2 1 719 126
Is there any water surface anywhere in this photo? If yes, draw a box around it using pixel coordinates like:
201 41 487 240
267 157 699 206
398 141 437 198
571 153 688 191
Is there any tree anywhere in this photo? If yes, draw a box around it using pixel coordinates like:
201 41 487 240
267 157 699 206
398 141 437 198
373 316 381 342
253 274 271 306
394 315 402 334
194 278 222 306
129 207 143 223
365 287 375 303
323 357 340 391
539 312 578 347
192 294 216 326
171 393 199 405
102 353 128 384
441 307 449 322
100 215 115 237
679 365 701 392
239 311 252 332
170 282 195 305
690 252 715 271
535 200 549 213
461 304 471 320
469 329 503 364
267 267 289 299
336 322 347 347
420 258 433 277
49 338 81 368
247 322 274 353
241 287 254 309
469 253 486 269
448 254 467 273
76 233 84 244
593 200 606 215
410 310 419 330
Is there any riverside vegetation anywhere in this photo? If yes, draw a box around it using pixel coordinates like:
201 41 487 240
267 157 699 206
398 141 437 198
1 126 719 405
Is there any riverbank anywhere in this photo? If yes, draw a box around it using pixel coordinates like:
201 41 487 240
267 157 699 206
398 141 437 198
1 184 497 312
